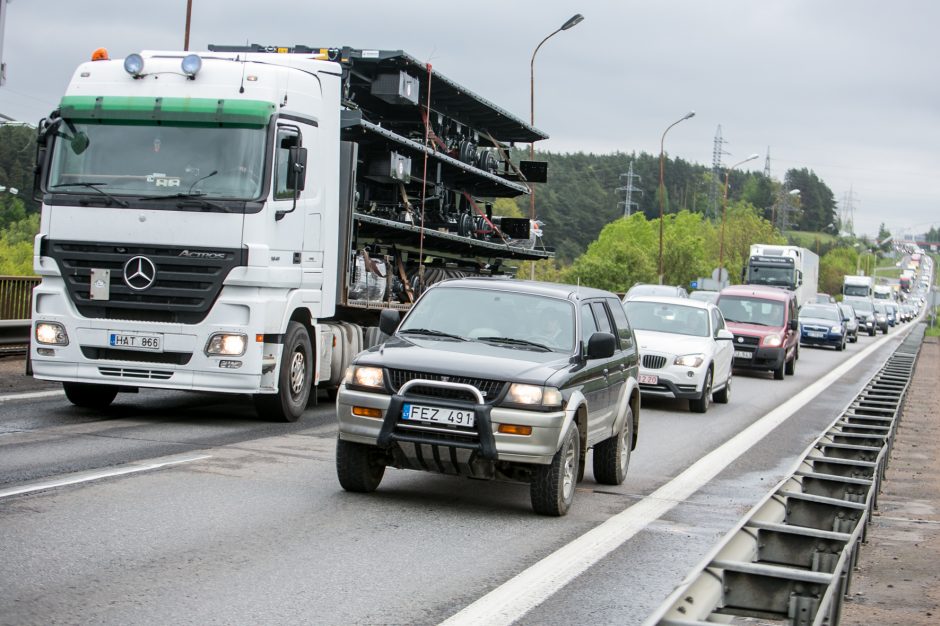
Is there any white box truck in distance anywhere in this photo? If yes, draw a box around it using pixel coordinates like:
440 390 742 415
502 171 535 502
29 45 551 421
843 274 873 299
743 244 819 307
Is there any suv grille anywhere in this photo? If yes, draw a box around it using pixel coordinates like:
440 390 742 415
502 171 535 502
387 369 505 402
44 240 246 324
642 355 667 369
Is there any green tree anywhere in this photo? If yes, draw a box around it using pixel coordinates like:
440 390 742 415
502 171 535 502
819 246 858 296
709 201 786 284
561 212 658 291
785 168 837 232
0 198 39 275
877 223 892 251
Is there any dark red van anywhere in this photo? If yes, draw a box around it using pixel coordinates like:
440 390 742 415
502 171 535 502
716 285 799 380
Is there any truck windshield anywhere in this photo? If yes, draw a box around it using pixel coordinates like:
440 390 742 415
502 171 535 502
746 264 794 287
47 122 266 202
843 284 870 298
400 287 577 353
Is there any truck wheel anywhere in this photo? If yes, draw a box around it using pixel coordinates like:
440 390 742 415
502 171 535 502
63 382 118 409
336 438 385 492
253 321 313 422
785 353 795 375
530 423 580 516
689 369 712 413
593 407 633 485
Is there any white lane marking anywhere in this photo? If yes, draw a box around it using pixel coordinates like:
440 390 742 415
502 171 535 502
0 453 212 500
0 389 65 403
441 332 899 626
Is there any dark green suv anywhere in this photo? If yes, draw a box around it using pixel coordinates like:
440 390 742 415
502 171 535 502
335 278 641 516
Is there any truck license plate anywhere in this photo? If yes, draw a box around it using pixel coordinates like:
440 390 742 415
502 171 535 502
638 374 659 385
109 332 163 352
733 350 752 359
402 403 475 427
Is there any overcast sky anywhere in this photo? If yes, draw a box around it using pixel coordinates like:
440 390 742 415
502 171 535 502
1 0 938 239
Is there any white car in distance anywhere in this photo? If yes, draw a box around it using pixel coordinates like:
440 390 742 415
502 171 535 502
624 296 734 413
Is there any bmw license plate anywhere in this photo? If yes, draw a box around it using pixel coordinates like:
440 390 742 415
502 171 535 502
109 332 163 352
733 350 752 359
402 403 475 427
638 374 659 385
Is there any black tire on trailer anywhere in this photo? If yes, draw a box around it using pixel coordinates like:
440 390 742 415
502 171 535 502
336 438 386 492
253 321 313 422
593 407 633 485
530 423 580 516
63 382 118 409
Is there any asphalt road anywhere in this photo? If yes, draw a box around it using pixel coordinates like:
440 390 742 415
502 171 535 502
0 322 918 625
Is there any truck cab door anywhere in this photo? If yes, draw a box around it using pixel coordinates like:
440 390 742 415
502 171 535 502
269 125 309 275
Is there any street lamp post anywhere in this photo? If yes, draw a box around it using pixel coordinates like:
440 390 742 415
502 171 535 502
528 14 584 279
658 111 695 284
718 153 760 279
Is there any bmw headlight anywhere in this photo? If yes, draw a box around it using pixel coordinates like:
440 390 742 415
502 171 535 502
344 365 385 391
762 334 783 347
504 384 563 409
674 353 705 368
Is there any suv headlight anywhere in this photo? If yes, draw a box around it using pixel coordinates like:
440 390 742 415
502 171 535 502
674 353 705 368
762 334 783 347
344 365 385 391
503 384 563 409
830 325 843 333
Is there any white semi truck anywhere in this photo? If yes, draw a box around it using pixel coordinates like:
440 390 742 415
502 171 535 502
29 45 551 421
843 274 873 299
743 244 819 307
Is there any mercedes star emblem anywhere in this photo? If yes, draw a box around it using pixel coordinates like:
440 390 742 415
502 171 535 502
123 256 157 291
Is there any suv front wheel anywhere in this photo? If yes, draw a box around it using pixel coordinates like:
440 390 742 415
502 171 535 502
531 423 580 516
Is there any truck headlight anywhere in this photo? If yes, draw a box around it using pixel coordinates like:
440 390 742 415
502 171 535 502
35 321 69 346
674 353 705 368
344 365 385 390
505 384 563 409
205 333 247 356
762 334 783 347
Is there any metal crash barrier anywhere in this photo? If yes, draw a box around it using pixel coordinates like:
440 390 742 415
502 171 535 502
648 324 925 626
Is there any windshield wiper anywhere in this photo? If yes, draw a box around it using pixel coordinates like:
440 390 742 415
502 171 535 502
399 328 467 341
50 182 129 208
475 336 552 351
138 192 230 212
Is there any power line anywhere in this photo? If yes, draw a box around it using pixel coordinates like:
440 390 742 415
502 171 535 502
616 161 642 217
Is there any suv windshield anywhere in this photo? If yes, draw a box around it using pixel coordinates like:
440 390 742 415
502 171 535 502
625 301 709 337
400 287 576 353
718 295 785 326
48 122 266 202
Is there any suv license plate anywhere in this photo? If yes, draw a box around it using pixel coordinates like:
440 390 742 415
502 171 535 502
402 403 475 428
733 350 752 359
109 332 163 352
638 374 658 385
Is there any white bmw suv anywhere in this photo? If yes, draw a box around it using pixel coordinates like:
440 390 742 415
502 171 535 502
623 296 734 413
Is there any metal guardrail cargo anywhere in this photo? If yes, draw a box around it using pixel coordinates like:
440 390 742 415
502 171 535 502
646 324 925 626
0 275 39 320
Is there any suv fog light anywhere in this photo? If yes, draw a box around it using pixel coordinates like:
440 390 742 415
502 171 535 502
35 321 69 346
352 406 383 419
205 333 247 356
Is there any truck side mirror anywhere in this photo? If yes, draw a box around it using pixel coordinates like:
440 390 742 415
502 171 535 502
287 147 307 191
276 146 308 221
796 270 803 286
33 118 51 201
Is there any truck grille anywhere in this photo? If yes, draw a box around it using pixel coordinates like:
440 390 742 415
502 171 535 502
642 355 667 369
44 240 246 324
387 368 505 402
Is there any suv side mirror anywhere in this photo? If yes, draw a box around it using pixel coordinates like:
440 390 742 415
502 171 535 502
716 329 734 341
789 318 798 331
586 332 616 359
379 309 401 336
